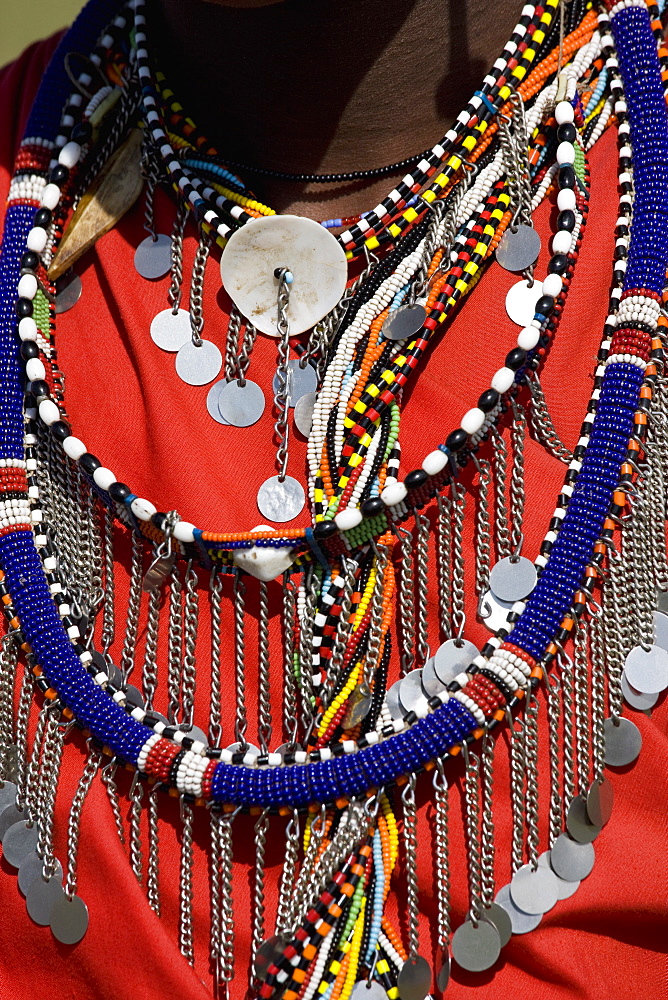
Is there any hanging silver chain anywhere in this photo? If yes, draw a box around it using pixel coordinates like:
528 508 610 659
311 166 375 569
414 511 431 664
232 570 249 748
189 231 212 348
120 532 144 682
432 760 451 949
525 371 574 464
168 200 188 312
179 799 195 964
395 524 417 675
146 786 161 915
257 580 273 753
64 748 102 899
273 268 293 482
209 568 224 747
401 774 420 959
182 561 199 727
545 674 563 847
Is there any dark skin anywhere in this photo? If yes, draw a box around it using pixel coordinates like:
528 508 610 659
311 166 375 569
153 0 523 218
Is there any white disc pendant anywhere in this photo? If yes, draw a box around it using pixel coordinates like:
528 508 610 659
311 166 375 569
505 278 543 327
175 339 222 386
217 379 265 427
294 391 317 437
150 308 192 352
220 215 348 336
257 475 305 522
134 234 172 280
206 380 230 425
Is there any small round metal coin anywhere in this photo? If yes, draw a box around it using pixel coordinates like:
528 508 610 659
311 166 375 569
19 855 62 897
54 270 82 313
175 339 223 386
396 954 431 1000
451 919 501 972
206 380 230 425
656 590 668 615
550 834 595 881
436 951 451 992
586 777 614 828
225 742 261 760
257 475 305 523
603 716 642 767
26 875 65 926
381 303 428 342
478 590 515 632
273 361 318 406
179 724 208 746
566 794 601 844
294 391 317 437
0 802 25 839
0 780 17 811
494 884 542 934
2 819 39 868
505 278 544 327
537 851 580 900
623 643 668 695
150 308 192 352
510 863 560 915
398 669 429 715
351 982 388 1000
621 672 658 711
652 610 668 651
482 901 513 946
50 892 89 944
134 233 172 279
254 934 287 981
489 556 537 602
217 379 265 427
433 638 479 687
385 680 404 721
421 657 446 697
495 224 541 272
124 684 144 709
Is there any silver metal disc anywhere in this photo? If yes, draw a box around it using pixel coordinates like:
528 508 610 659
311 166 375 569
206 380 231 425
3 744 19 783
2 819 39 868
19 854 62 897
273 361 317 406
496 224 541 273
451 918 501 972
175 339 222 386
482 901 513 947
604 716 642 767
254 934 287 981
179 724 208 746
433 638 479 687
134 233 172 279
226 742 261 760
489 556 537 603
505 278 544 328
54 270 82 313
435 950 451 992
217 379 265 427
652 610 668 652
510 862 560 914
396 954 431 1000
220 214 348 336
294 391 317 438
566 794 601 844
0 780 17 811
538 851 580 900
382 303 428 342
623 643 668 695
0 802 25 839
621 672 658 711
478 590 514 632
586 777 614 828
26 874 66 926
351 982 388 1000
398 669 429 715
550 834 595 881
50 892 89 944
656 590 668 615
124 684 144 709
494 884 542 935
385 679 404 721
257 475 305 523
421 657 447 697
150 308 192 352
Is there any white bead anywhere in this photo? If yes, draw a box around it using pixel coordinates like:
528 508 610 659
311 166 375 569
18 317 37 341
62 436 86 460
491 367 515 393
335 507 363 531
517 326 540 350
131 497 157 521
173 520 196 544
557 188 576 211
92 466 116 490
41 183 60 210
58 141 81 168
17 274 37 299
26 227 47 253
460 407 485 436
381 481 407 507
233 541 295 582
552 230 571 255
38 399 60 426
25 358 46 382
556 141 575 165
555 101 574 124
422 449 448 476
542 273 563 298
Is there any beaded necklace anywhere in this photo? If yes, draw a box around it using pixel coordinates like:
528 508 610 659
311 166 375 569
0 0 667 996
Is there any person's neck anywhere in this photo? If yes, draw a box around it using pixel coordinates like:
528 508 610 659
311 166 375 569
153 0 523 219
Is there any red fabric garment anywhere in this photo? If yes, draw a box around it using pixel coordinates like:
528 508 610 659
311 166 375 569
0 33 667 1000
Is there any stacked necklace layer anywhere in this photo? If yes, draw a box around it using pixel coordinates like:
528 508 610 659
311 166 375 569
0 0 667 996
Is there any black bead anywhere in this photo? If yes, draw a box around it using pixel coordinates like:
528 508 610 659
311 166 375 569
20 340 39 360
151 512 167 530
34 208 52 229
557 209 576 232
361 497 384 518
71 121 92 143
548 253 568 275
50 420 71 442
614 245 627 261
20 251 39 272
405 468 428 490
557 122 576 144
536 294 555 316
313 520 338 540
49 164 69 186
558 164 575 189
505 347 527 372
446 428 467 453
478 388 499 413
29 379 49 400
15 298 33 319
109 481 131 502
79 452 101 475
